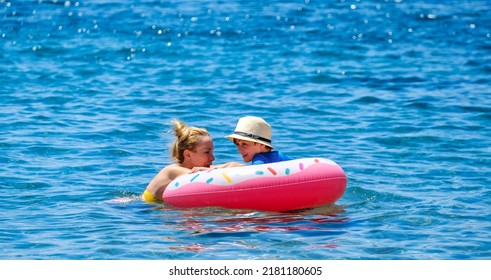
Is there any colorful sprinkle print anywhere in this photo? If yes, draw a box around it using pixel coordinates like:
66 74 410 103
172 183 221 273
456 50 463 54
221 172 232 183
169 158 333 189
190 174 200 182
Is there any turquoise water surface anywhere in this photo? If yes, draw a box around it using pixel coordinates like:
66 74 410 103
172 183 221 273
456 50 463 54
1 0 490 260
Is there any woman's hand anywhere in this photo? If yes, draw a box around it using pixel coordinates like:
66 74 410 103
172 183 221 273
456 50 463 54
189 167 211 173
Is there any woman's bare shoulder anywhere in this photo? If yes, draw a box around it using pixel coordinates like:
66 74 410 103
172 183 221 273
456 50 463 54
165 164 191 179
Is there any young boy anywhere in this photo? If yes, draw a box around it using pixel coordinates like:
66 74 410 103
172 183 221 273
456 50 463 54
226 116 292 165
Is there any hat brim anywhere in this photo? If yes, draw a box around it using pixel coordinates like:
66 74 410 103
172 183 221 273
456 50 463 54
226 134 274 149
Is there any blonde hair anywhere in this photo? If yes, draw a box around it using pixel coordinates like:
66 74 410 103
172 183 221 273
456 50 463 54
171 119 210 163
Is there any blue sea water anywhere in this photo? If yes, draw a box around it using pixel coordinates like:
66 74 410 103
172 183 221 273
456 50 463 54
0 0 490 260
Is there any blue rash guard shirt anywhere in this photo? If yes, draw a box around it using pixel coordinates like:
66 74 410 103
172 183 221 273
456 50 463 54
251 151 292 165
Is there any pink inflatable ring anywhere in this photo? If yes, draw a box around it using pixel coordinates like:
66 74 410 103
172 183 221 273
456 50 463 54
162 158 347 212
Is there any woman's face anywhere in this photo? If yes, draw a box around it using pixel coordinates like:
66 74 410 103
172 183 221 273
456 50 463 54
188 135 215 167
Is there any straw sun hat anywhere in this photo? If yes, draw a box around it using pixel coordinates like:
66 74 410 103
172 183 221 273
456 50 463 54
226 116 274 149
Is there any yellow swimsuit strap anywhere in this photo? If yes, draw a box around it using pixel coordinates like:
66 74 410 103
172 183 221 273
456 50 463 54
142 189 161 203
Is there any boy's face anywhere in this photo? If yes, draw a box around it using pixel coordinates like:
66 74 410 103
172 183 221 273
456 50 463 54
233 139 265 162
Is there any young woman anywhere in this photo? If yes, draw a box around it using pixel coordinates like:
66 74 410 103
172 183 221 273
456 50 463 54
143 119 241 203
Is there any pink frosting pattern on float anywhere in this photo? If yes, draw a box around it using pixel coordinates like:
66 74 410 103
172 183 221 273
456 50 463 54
163 158 347 212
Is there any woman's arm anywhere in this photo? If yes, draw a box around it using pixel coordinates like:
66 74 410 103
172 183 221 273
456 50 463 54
212 162 244 168
189 162 244 174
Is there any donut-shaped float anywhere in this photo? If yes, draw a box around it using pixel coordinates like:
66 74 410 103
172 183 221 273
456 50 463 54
162 158 347 212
